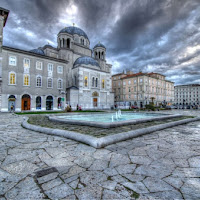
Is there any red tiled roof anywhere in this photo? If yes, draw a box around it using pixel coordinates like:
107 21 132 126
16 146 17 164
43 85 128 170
121 72 146 79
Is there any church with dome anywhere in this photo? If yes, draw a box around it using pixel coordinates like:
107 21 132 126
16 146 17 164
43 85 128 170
0 7 114 111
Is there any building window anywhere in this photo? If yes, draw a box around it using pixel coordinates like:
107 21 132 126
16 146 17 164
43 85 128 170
128 80 131 85
24 58 30 68
102 79 105 88
123 82 126 86
47 78 53 88
36 76 42 87
84 76 88 87
96 78 98 87
9 72 16 85
23 74 30 86
57 66 63 74
74 76 77 85
134 80 137 84
92 77 95 87
140 78 143 83
57 79 63 89
36 61 42 70
48 63 53 71
9 56 17 66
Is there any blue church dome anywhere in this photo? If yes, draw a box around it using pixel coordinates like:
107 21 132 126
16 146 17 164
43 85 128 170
94 42 106 49
59 26 89 40
74 56 100 67
30 48 45 55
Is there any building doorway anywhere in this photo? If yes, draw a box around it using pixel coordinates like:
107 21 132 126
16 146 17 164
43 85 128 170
46 96 53 110
57 97 61 109
8 95 16 111
140 101 143 108
36 96 41 110
93 98 98 107
21 94 31 111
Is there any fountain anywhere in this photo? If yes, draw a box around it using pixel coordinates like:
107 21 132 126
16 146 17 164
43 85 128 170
115 112 118 120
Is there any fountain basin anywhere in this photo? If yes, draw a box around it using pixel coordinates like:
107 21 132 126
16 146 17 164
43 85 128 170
49 112 183 128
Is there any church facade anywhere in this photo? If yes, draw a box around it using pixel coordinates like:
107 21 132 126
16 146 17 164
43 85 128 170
0 7 114 112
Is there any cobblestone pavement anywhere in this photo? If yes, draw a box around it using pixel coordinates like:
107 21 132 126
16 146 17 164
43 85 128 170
0 110 200 200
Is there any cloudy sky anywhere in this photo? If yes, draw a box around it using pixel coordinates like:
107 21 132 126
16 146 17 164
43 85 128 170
2 0 200 85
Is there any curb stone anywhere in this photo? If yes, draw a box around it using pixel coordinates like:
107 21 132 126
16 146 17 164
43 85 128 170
22 117 200 148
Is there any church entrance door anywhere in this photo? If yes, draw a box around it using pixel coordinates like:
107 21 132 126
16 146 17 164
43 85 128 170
93 98 98 107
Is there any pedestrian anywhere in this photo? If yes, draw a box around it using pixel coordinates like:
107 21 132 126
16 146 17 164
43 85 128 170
10 103 14 112
77 104 79 111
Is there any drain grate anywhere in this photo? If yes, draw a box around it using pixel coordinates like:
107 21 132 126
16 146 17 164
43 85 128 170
35 167 58 178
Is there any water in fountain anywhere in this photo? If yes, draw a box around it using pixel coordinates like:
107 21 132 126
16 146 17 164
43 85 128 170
116 112 118 120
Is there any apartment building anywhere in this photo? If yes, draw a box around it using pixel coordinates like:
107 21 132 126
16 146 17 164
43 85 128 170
174 84 200 107
112 71 174 108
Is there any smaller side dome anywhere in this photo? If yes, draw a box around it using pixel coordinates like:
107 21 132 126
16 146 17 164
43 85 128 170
30 48 45 55
73 56 100 68
93 42 106 49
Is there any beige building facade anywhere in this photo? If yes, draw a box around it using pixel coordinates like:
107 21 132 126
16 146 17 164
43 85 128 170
112 71 174 108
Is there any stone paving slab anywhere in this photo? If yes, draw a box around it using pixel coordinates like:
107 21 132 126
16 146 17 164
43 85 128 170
0 110 199 199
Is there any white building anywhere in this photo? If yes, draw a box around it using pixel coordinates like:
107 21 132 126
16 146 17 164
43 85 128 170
174 84 200 107
0 7 114 112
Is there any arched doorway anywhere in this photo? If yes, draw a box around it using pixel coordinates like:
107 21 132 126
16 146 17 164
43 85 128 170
46 96 53 110
36 96 41 110
57 97 61 109
21 94 31 111
8 95 16 111
92 91 99 107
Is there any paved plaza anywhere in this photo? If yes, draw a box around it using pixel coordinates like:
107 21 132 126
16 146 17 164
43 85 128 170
0 110 200 200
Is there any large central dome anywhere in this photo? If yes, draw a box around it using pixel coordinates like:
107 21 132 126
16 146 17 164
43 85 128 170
59 26 89 40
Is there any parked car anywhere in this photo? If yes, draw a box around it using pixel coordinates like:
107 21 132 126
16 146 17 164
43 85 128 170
170 106 178 109
131 105 139 109
165 106 172 110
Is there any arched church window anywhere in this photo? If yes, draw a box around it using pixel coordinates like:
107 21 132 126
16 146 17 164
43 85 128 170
92 77 95 87
102 79 105 89
84 76 88 87
67 38 70 48
95 52 97 59
102 52 104 59
96 78 98 87
99 52 101 59
62 38 65 48
74 76 76 86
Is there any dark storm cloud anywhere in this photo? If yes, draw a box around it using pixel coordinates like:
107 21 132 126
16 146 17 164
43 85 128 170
1 0 200 85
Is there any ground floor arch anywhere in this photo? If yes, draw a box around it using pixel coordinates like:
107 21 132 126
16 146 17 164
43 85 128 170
46 96 53 110
36 96 41 110
57 97 62 109
92 91 99 107
8 95 16 111
21 94 31 111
